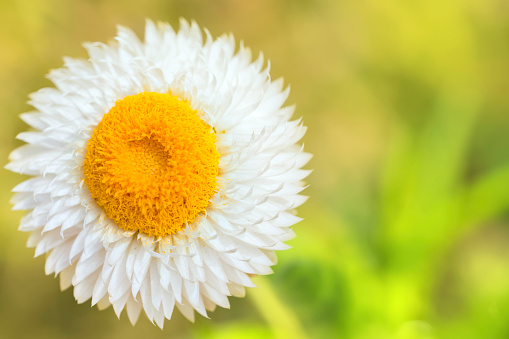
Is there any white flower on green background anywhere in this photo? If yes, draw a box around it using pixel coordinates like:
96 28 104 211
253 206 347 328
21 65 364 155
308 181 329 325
6 19 310 328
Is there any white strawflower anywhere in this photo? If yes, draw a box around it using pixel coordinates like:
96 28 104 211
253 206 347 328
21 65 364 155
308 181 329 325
6 19 310 328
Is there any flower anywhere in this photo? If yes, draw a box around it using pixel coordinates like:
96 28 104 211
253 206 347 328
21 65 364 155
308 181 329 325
6 19 310 328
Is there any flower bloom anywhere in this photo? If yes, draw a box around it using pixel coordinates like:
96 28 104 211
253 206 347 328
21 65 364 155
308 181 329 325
6 20 310 327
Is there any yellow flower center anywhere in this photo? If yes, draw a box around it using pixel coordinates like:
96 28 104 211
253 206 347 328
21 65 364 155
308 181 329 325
83 92 219 237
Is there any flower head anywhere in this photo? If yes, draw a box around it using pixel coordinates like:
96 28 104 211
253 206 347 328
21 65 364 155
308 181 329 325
6 19 310 327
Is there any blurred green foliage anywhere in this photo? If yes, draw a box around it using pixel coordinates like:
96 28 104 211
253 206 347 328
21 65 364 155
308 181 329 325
1 0 509 338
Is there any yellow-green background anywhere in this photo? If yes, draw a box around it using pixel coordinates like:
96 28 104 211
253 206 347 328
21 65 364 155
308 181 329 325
1 0 509 338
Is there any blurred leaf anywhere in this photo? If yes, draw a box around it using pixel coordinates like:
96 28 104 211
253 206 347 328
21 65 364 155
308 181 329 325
250 276 308 339
460 163 509 227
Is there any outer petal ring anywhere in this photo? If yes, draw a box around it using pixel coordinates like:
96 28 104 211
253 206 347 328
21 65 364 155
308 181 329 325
7 19 310 328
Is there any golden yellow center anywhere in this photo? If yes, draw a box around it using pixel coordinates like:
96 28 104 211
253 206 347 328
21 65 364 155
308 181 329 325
83 92 219 237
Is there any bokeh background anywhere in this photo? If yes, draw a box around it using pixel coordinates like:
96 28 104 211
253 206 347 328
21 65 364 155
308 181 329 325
1 0 509 338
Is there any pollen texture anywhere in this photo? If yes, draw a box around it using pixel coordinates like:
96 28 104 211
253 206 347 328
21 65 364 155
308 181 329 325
84 92 219 237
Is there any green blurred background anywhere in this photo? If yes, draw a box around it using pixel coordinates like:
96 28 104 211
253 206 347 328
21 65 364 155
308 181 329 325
1 0 509 338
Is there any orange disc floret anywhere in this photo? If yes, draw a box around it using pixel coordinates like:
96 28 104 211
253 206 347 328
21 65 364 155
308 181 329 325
83 92 219 237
